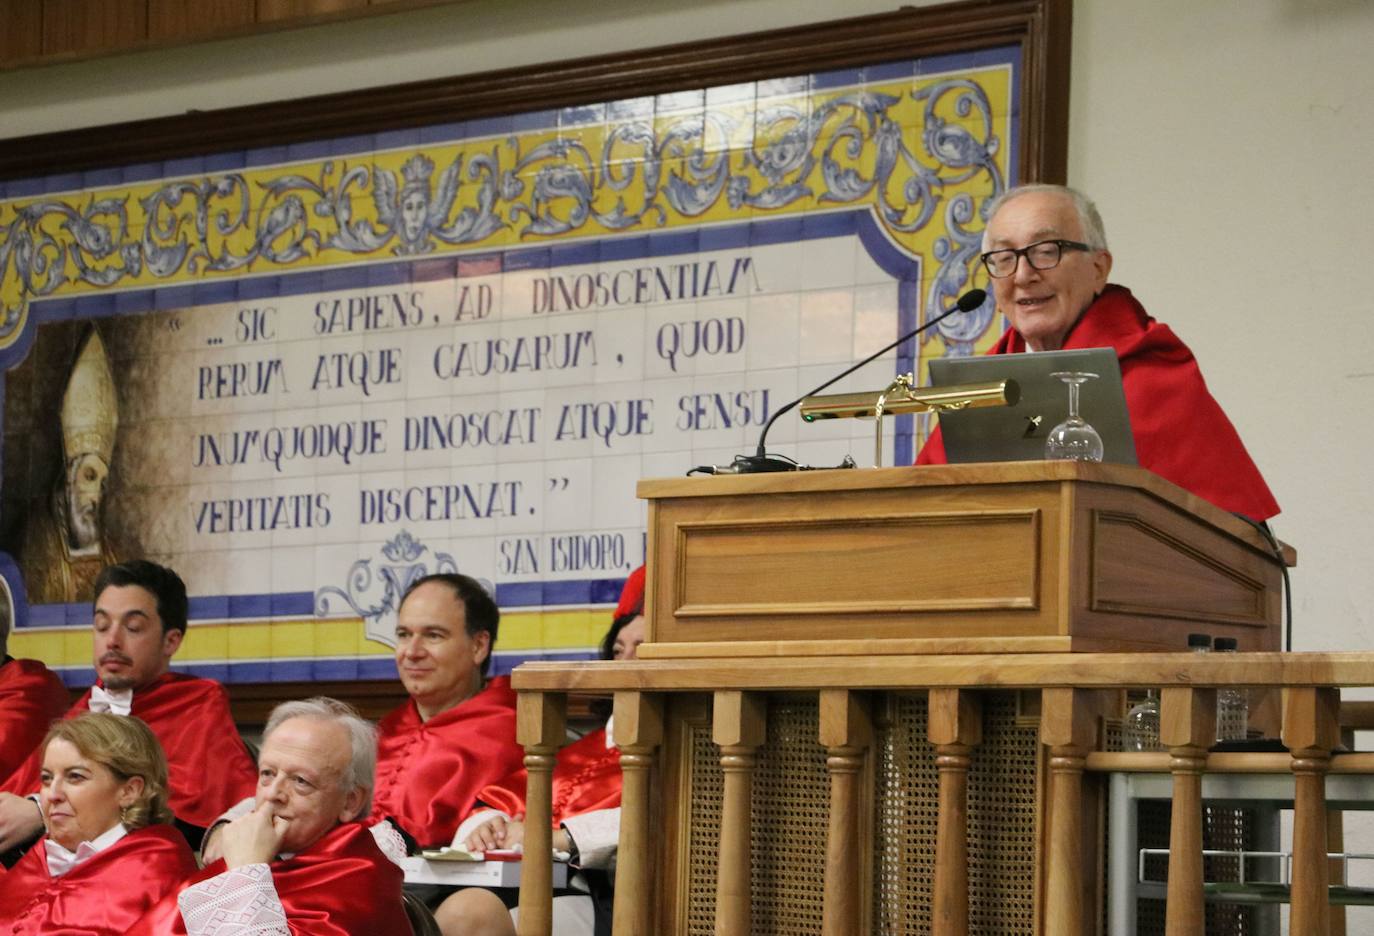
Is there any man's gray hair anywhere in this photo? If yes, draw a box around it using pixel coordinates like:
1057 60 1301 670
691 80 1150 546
982 184 1109 251
263 696 378 818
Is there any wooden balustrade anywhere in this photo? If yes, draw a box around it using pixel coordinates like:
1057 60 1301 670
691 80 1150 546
819 689 874 936
1040 688 1101 936
712 690 766 936
515 691 565 936
927 688 982 936
1159 687 1216 936
508 652 1374 936
1283 686 1341 935
611 691 663 936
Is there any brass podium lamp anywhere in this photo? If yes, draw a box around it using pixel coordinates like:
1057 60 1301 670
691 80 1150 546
800 375 1018 467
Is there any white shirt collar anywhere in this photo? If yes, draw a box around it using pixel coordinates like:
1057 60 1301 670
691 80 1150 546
89 684 134 716
44 822 129 877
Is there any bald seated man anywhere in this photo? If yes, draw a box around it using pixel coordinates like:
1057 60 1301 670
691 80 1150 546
917 183 1279 522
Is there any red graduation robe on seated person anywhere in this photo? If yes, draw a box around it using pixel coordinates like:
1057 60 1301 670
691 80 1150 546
916 285 1280 521
0 657 69 782
371 675 524 847
0 824 197 935
475 726 623 826
126 821 410 936
1 672 257 828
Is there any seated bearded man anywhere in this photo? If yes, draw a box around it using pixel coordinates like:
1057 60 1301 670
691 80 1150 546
0 560 256 861
127 697 410 936
917 183 1279 522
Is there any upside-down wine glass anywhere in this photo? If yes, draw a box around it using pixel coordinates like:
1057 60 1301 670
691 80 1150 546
1045 371 1103 462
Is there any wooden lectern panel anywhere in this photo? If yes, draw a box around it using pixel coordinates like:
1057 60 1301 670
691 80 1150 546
639 463 1288 655
674 509 1041 616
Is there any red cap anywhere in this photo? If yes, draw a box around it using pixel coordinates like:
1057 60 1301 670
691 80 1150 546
615 565 646 619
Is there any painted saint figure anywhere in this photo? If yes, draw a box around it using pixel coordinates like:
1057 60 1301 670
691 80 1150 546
19 328 120 604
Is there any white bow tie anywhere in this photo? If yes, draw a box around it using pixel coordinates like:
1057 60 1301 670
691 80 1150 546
44 838 96 877
89 685 133 716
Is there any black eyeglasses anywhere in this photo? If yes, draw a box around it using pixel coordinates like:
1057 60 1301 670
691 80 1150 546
980 239 1093 278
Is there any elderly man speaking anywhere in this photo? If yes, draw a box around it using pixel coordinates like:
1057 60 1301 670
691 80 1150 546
918 183 1278 521
128 697 410 935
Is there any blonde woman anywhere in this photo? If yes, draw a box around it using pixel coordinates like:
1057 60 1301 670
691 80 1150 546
0 712 196 933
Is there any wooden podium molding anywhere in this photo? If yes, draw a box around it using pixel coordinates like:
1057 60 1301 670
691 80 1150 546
637 462 1288 658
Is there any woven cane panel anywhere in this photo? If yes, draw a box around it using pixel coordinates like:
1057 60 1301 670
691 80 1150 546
873 691 1039 936
682 697 829 936
751 697 830 934
686 718 723 936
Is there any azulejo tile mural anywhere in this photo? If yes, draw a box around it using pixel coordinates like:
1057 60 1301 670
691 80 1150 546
0 50 1018 685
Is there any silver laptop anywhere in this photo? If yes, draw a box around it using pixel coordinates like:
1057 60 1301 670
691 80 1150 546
926 347 1138 464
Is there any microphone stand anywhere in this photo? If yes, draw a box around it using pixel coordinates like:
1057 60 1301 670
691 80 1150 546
721 289 985 473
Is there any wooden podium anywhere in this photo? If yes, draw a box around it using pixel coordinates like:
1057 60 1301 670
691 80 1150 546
638 461 1288 658
512 462 1297 936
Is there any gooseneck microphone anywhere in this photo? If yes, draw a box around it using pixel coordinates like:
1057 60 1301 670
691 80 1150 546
702 288 987 474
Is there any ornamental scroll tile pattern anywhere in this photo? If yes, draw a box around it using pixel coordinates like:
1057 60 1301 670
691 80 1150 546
0 71 1010 345
314 529 486 647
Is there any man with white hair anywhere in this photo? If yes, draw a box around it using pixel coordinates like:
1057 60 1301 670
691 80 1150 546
128 697 411 935
918 183 1278 521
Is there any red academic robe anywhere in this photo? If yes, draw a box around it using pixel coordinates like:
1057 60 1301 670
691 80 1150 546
0 824 197 935
371 675 524 847
917 285 1280 520
0 657 69 783
475 726 623 827
1 672 257 828
126 822 410 936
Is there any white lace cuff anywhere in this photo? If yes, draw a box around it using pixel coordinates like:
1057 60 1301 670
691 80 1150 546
562 807 620 870
370 819 408 867
177 863 290 935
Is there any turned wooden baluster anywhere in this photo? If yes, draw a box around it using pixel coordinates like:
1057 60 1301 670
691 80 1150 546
713 690 766 936
819 689 874 936
1160 687 1216 936
516 691 566 936
1040 688 1100 936
612 690 664 936
928 688 982 936
1283 687 1341 936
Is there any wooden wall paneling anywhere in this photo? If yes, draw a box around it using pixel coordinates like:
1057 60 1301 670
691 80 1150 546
148 0 256 41
41 0 149 57
257 0 367 22
0 0 43 64
0 1 1073 181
